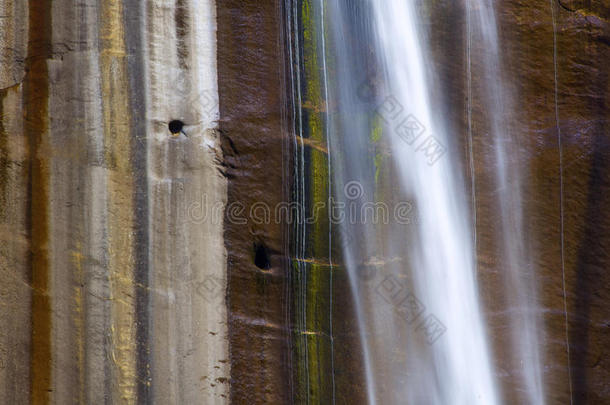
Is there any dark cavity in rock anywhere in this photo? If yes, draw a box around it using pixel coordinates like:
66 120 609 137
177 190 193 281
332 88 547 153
168 119 184 134
254 243 271 270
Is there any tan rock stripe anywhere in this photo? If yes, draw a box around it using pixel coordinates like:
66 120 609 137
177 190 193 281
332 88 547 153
100 0 137 403
146 0 229 402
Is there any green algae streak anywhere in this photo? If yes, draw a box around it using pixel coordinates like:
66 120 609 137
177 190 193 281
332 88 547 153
292 0 334 402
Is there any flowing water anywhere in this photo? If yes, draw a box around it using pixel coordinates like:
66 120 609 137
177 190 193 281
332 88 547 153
319 0 517 403
467 1 545 403
288 0 548 402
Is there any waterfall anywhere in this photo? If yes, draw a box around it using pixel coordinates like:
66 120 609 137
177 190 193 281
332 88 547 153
467 1 545 403
323 1 499 403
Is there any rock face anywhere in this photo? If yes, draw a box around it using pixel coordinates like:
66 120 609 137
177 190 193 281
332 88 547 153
216 1 292 403
539 3 610 403
0 0 228 403
290 0 610 402
480 2 610 403
426 0 610 403
1 0 609 404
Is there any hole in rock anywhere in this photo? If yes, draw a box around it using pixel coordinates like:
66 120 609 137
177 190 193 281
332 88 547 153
254 243 271 270
168 119 184 134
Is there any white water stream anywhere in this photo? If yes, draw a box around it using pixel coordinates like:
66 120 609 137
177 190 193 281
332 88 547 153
323 1 503 403
367 1 498 402
467 1 545 403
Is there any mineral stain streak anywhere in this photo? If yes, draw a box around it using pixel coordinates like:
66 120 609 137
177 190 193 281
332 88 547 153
100 0 138 402
24 0 52 403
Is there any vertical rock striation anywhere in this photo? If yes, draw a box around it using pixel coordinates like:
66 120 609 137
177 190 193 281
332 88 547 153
1 0 608 403
216 1 292 403
0 0 229 403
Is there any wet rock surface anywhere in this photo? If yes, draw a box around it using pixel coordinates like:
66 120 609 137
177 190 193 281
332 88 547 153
427 0 610 402
216 1 292 403
0 0 608 403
